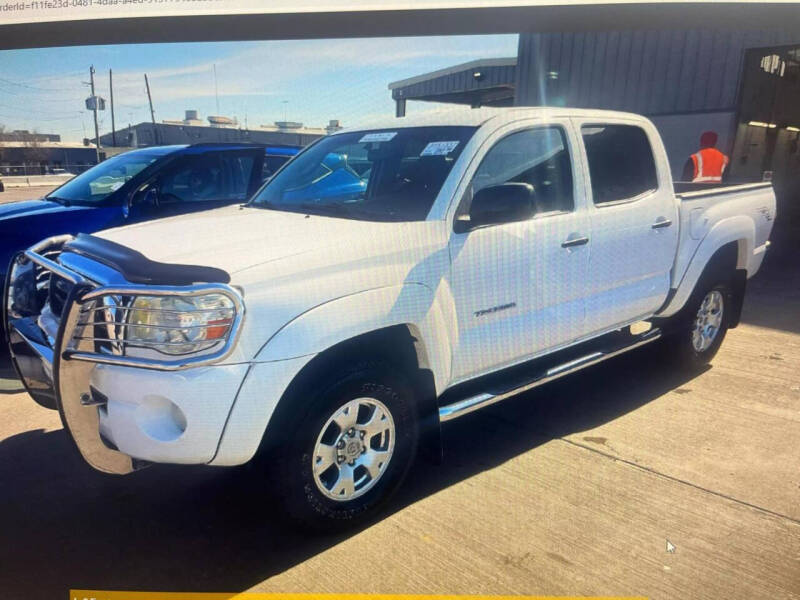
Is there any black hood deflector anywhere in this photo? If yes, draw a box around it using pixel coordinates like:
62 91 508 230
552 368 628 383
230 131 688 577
62 233 231 286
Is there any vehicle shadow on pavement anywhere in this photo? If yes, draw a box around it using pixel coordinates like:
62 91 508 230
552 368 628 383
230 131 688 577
0 343 706 600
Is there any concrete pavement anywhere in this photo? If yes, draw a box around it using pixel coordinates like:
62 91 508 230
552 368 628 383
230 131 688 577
0 185 58 205
0 252 798 600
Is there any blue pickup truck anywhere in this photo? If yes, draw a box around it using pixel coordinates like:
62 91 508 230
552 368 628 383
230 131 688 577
0 143 301 342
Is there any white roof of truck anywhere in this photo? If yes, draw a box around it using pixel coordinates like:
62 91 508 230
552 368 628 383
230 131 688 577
339 106 647 133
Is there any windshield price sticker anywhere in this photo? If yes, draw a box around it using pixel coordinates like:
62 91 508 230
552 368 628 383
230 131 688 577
359 132 398 143
420 141 460 156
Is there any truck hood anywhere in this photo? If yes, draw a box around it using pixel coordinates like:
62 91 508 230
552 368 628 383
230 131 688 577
93 204 440 278
92 205 448 365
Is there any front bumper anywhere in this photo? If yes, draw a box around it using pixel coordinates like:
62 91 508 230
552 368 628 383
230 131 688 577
93 362 249 464
4 236 247 474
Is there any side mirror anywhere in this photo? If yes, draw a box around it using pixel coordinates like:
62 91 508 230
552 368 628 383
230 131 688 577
322 152 347 170
466 182 535 230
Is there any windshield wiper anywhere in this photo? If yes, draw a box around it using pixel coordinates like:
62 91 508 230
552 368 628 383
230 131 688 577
43 196 71 206
243 200 279 211
245 200 380 220
247 201 357 218
292 203 357 218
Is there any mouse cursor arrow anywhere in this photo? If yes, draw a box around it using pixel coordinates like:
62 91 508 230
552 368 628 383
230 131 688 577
666 539 676 553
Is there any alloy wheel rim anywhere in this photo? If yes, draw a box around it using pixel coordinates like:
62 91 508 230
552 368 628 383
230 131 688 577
691 290 724 352
312 397 395 502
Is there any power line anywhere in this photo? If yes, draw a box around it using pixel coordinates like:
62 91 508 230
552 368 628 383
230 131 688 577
0 76 78 92
0 111 84 122
0 102 84 118
0 89 86 107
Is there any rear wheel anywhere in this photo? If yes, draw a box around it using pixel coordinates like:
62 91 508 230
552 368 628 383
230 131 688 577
268 360 418 531
663 282 730 369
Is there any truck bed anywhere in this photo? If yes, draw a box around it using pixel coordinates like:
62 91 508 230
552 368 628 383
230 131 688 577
671 181 775 289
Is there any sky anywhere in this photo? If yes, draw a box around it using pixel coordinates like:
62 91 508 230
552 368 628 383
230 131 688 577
0 35 518 142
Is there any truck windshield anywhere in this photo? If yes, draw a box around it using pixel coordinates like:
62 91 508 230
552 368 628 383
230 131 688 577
46 151 161 205
250 126 477 221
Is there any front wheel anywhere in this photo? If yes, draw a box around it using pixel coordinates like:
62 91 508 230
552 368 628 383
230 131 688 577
662 283 730 369
269 361 418 531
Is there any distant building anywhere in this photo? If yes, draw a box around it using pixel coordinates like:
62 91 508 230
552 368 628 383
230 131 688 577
389 57 518 117
96 110 334 149
0 140 98 176
0 130 61 143
326 119 344 135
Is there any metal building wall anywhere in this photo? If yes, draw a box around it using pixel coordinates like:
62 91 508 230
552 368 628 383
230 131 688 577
391 63 517 103
515 29 800 115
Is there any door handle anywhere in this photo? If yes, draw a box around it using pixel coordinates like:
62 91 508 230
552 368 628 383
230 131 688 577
651 218 673 229
561 236 589 248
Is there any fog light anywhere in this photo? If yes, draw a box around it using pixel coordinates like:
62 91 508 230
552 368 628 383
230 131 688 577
135 395 188 442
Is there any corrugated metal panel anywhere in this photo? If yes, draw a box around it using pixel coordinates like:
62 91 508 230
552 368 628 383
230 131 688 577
515 29 800 114
392 64 516 100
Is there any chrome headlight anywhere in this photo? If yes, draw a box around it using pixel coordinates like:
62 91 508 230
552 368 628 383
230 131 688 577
125 293 236 355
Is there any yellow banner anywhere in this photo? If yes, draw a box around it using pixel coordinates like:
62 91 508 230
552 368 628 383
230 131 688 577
70 593 647 600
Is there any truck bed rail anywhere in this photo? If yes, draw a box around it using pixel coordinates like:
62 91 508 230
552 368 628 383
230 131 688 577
674 181 772 199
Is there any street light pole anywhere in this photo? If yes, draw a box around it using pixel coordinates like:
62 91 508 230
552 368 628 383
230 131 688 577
89 65 100 163
145 73 157 145
109 69 117 147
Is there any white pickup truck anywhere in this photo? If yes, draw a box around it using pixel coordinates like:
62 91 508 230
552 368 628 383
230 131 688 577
5 107 775 528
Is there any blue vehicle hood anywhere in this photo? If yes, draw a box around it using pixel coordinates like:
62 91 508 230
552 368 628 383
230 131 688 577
0 199 93 220
0 199 121 274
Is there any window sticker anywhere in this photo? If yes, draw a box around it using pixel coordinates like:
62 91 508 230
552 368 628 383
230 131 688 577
359 131 398 143
420 140 460 156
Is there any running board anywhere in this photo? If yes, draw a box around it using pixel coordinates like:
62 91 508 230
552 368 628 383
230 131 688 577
438 328 662 423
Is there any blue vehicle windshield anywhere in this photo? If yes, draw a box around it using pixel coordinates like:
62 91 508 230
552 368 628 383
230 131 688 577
47 151 162 205
250 126 476 222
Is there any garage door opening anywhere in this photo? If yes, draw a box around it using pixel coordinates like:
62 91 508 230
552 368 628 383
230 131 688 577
731 44 800 226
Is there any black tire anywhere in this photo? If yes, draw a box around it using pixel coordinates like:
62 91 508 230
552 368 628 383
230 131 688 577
662 281 731 369
267 360 419 531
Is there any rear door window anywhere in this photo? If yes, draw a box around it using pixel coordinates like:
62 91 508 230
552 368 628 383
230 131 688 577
581 124 658 204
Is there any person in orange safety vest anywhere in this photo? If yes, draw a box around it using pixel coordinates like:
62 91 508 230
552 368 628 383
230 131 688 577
682 131 730 183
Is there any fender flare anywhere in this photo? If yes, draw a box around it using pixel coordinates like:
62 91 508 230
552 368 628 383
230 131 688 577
660 216 754 318
254 283 456 395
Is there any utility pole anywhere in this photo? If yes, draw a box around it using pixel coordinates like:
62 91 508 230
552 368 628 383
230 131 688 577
144 73 157 145
213 64 220 115
109 69 117 147
89 65 100 163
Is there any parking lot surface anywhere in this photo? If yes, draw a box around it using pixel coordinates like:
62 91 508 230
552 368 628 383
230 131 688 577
0 237 798 600
0 185 57 205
